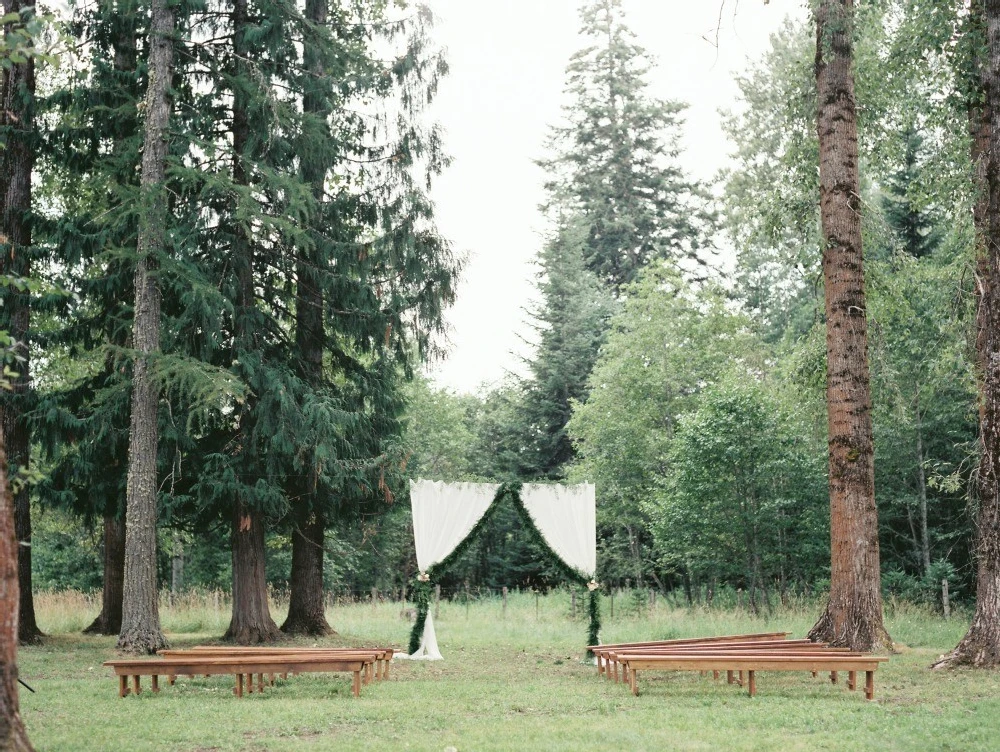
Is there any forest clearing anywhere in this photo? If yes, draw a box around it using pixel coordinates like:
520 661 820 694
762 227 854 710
6 0 1000 749
18 593 1000 752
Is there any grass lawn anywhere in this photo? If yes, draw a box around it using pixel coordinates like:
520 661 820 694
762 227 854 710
16 591 1000 751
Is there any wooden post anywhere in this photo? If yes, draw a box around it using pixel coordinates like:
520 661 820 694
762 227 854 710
502 586 508 618
434 584 441 619
941 578 951 619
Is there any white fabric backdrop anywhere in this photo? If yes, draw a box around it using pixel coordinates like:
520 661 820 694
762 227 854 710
403 479 596 660
521 482 596 577
410 479 499 572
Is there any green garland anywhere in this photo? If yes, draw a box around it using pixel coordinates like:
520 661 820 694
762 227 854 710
406 481 601 657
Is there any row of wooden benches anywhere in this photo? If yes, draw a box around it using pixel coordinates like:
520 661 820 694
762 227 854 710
589 631 889 700
103 646 395 698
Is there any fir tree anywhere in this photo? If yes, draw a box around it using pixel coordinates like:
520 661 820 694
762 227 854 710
538 0 710 292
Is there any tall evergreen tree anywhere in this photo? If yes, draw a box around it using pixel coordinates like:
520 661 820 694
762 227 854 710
934 0 1000 670
538 0 709 292
0 0 42 646
520 220 614 479
523 0 708 479
807 0 890 652
117 0 175 654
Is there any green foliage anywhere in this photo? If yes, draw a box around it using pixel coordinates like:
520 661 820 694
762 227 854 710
647 378 828 610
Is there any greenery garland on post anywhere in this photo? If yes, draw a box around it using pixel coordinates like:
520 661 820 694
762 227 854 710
406 481 601 658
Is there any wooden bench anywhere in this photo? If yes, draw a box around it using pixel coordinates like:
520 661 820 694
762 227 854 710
595 638 814 681
104 653 376 698
590 632 792 676
618 653 889 700
158 646 395 683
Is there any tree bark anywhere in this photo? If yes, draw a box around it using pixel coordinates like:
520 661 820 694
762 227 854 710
224 502 281 644
223 0 280 644
0 0 42 647
807 0 891 652
84 514 125 635
933 0 1000 669
0 426 34 750
116 0 174 654
282 511 332 635
282 0 334 637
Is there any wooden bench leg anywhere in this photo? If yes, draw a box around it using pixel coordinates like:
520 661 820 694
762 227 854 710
830 670 838 684
727 670 734 685
168 674 176 686
630 668 638 697
257 673 264 693
132 675 141 695
382 660 390 681
865 671 874 701
738 670 744 687
713 670 720 681
747 670 756 698
848 671 856 690
234 673 244 698
597 654 604 675
612 661 619 683
352 670 361 698
119 675 129 698
151 675 159 693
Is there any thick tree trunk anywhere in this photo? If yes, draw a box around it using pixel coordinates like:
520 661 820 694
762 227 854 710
117 0 174 654
807 0 891 652
223 0 280 645
0 0 42 648
84 514 125 635
225 503 281 644
282 512 333 635
934 0 1000 669
282 0 334 637
0 428 33 750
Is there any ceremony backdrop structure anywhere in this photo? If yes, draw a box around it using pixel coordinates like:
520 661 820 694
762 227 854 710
404 480 599 659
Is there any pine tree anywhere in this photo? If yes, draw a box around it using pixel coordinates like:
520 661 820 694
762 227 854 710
538 0 710 292
807 0 891 652
520 219 615 479
117 0 175 654
0 0 42 646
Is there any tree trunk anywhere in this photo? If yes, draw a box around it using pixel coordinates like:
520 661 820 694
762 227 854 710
117 0 174 654
807 0 891 652
224 503 281 644
0 0 42 648
83 514 125 635
915 394 931 575
282 0 334 637
933 0 1000 669
221 0 280 646
0 425 33 750
281 511 333 635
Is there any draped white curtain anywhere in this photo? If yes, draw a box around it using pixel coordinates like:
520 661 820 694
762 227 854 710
521 482 596 577
411 480 500 572
402 479 596 660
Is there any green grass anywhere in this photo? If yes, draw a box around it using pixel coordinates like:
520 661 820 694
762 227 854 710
17 591 1000 751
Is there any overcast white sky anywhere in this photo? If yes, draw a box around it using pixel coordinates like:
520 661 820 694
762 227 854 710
422 0 810 394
